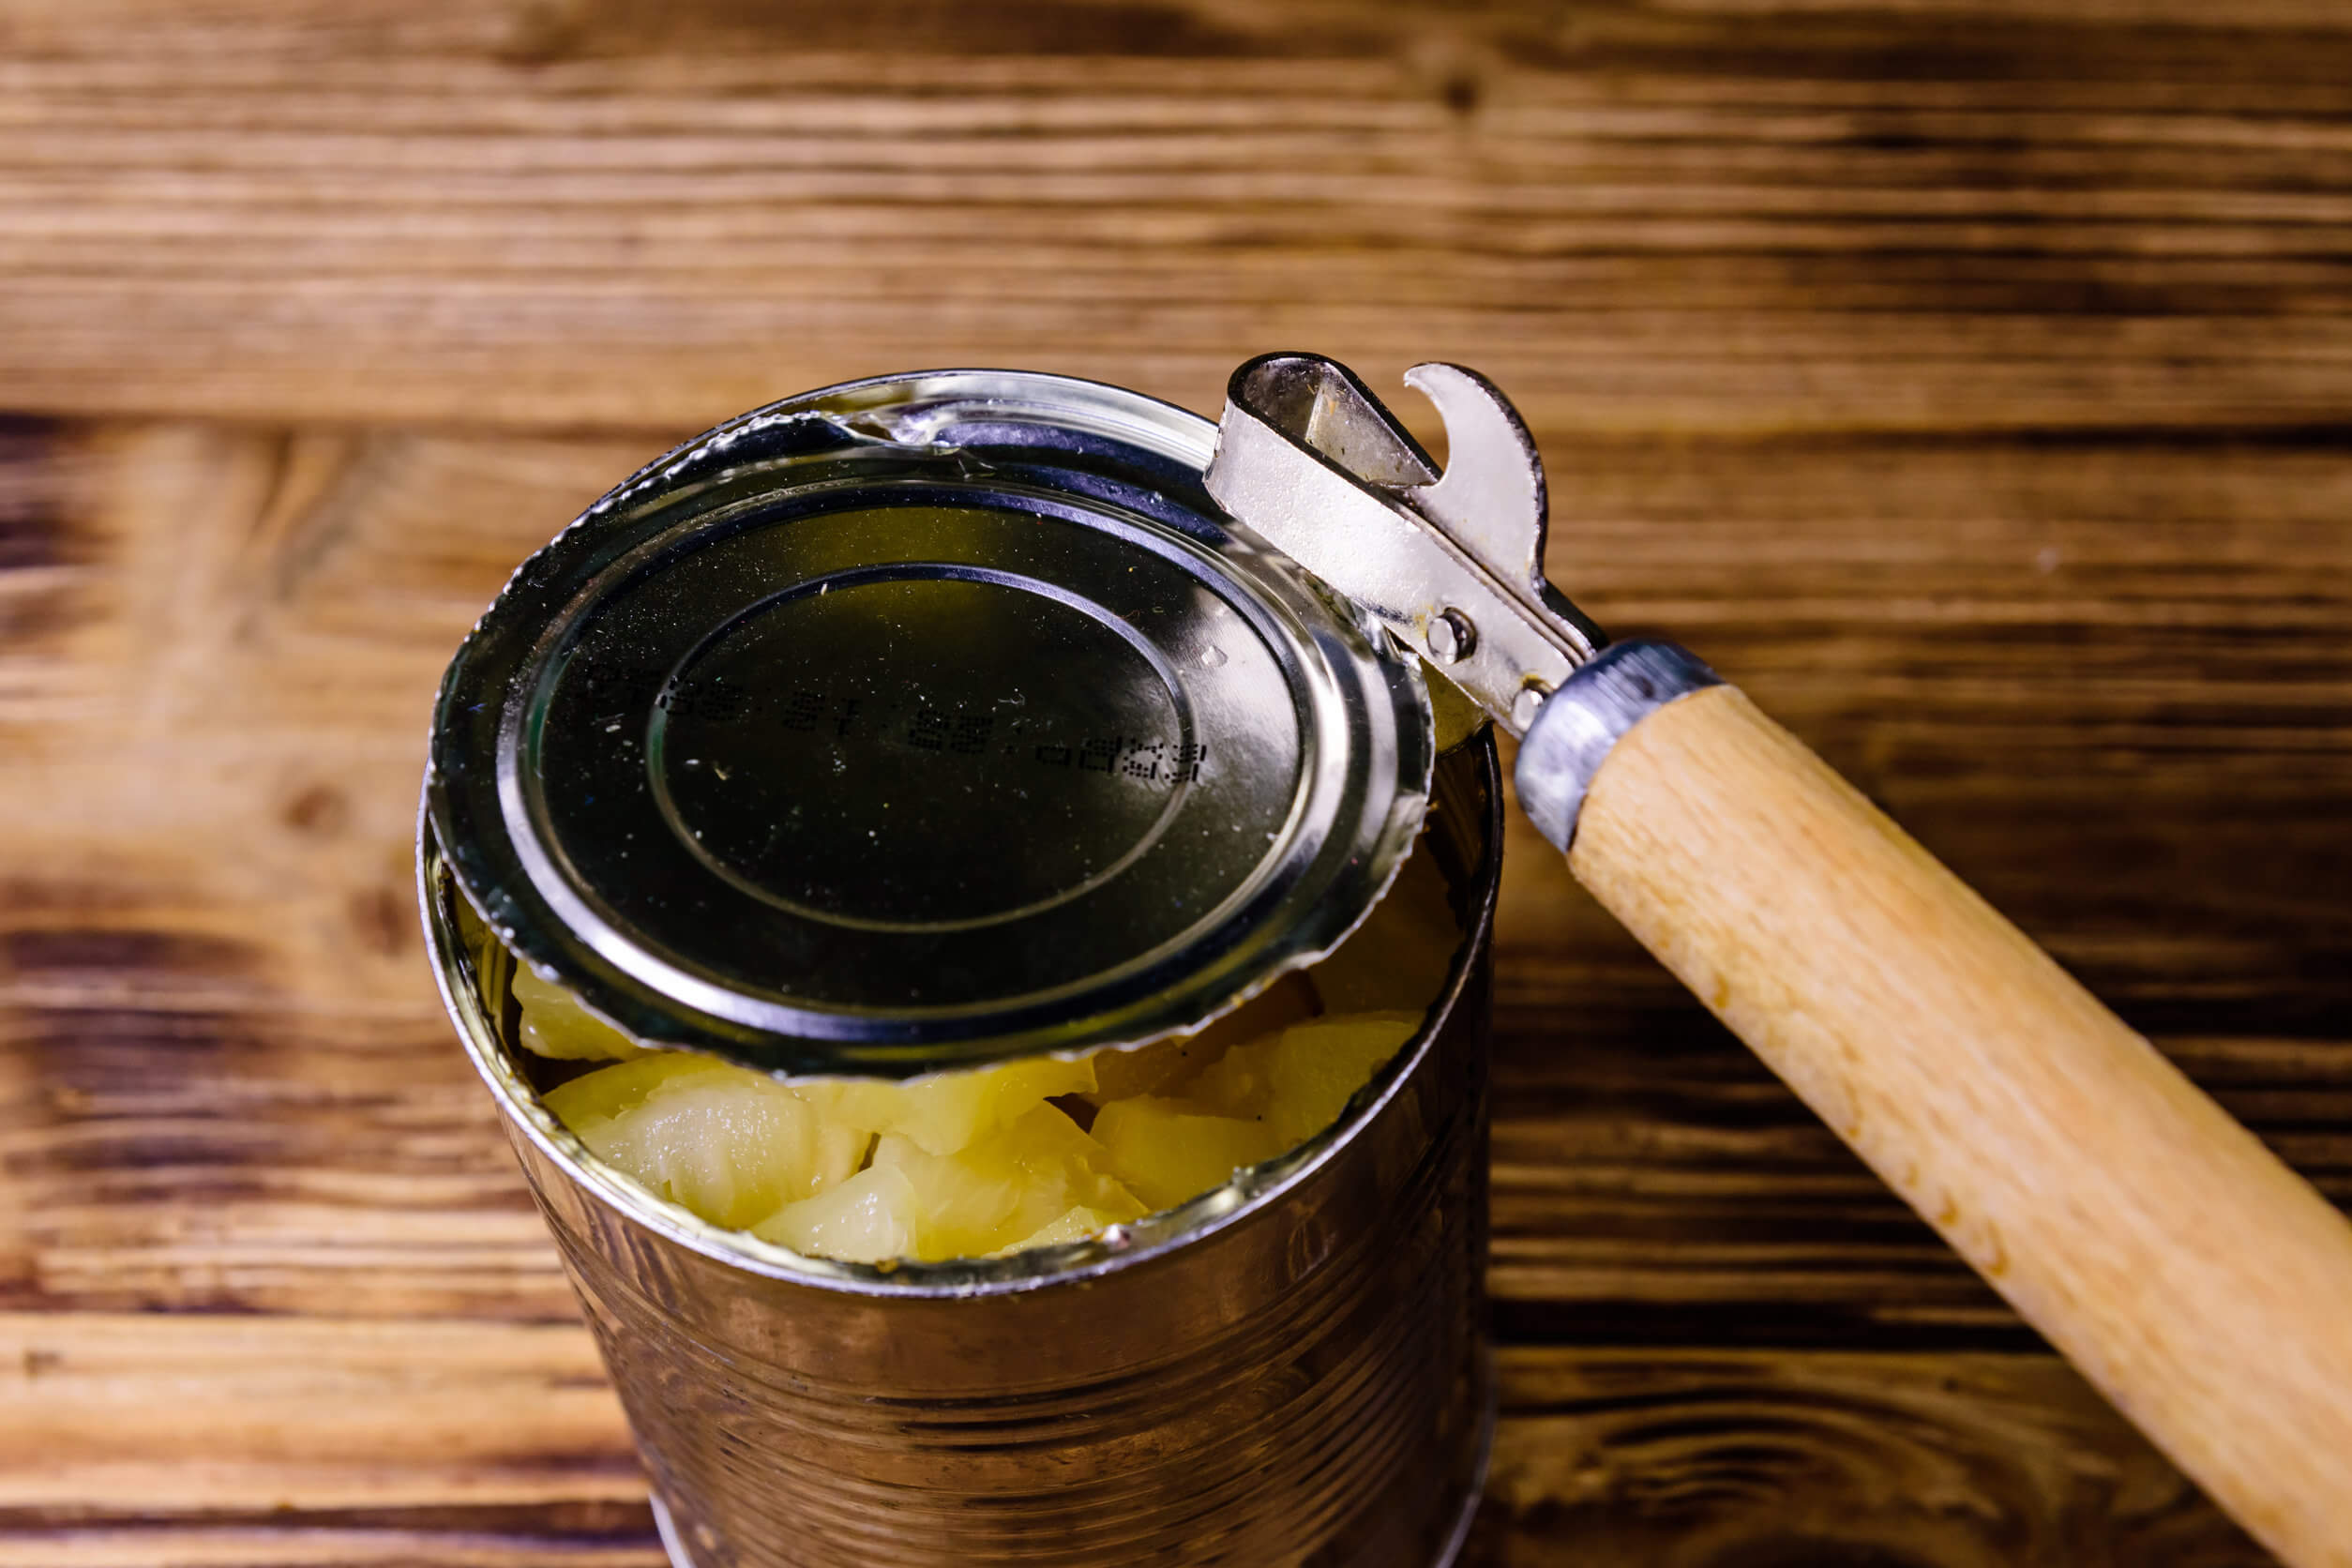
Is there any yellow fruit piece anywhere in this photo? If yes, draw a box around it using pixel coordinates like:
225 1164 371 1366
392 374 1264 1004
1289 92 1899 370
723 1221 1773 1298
513 832 1455 1264
513 966 648 1062
993 1205 1127 1256
1189 1011 1421 1146
1090 1095 1290 1213
544 1054 865 1230
451 895 503 998
870 1102 1145 1259
753 1164 922 1263
794 1054 1096 1156
1300 842 1459 1014
1082 1033 1214 1106
1084 971 1319 1105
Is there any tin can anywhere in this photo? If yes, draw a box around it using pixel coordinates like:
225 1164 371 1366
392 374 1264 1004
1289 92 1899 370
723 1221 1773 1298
419 370 1503 1567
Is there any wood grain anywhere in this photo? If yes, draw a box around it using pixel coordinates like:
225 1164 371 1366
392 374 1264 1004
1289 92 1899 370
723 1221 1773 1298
7 1 2352 432
3 0 2347 1560
1470 1348 2268 1568
0 1323 2275 1568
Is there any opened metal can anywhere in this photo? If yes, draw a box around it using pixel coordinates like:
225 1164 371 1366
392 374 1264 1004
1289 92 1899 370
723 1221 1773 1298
418 370 1501 1566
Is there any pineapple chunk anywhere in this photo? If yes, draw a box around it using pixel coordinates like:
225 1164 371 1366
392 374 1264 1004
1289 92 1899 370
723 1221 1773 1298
516 837 1454 1264
1300 843 1459 1013
452 895 505 999
753 1164 922 1263
1187 1011 1421 1146
1083 1032 1212 1107
870 1102 1145 1259
544 1055 865 1229
1091 1095 1290 1212
994 1205 1128 1256
513 966 648 1063
1092 1012 1416 1211
1085 971 1320 1105
795 1054 1097 1156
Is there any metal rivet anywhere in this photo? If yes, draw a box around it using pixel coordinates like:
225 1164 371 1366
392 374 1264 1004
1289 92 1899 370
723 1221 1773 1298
1511 681 1551 731
1426 609 1476 665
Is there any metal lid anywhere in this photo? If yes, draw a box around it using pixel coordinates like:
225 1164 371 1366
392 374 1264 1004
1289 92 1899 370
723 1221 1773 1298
428 371 1434 1078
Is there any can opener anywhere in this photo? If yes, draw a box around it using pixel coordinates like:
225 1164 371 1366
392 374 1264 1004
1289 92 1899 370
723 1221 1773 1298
1205 352 2352 1568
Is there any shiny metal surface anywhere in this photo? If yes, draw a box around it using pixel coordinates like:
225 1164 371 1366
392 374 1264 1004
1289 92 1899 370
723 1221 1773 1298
653 1473 1491 1568
1204 356 1726 884
421 744 1502 1568
1426 608 1475 666
1204 354 1606 739
1515 641 1724 852
428 369 1434 1078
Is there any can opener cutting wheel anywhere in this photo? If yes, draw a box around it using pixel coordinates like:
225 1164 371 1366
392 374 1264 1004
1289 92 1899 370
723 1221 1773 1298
1205 353 2352 1568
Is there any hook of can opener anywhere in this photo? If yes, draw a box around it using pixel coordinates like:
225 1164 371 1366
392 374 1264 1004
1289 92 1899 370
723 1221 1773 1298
1202 353 1607 738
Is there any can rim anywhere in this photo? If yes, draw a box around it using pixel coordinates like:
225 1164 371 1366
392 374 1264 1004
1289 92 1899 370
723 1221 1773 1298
416 737 1500 1299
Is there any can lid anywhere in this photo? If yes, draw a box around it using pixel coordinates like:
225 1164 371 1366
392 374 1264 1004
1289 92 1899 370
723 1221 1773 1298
428 370 1433 1078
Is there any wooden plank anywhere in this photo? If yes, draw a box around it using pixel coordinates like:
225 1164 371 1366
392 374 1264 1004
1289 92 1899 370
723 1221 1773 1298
0 1312 657 1566
0 1314 636 1508
0 1320 2271 1566
4 4 2352 430
1489 1010 2352 1348
1468 1348 2270 1566
0 1544 657 1568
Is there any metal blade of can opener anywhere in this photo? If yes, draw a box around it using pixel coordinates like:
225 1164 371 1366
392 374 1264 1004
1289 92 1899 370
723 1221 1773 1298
1203 352 1607 744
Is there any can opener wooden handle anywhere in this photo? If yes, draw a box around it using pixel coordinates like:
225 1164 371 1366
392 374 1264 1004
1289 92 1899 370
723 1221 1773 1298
1204 352 2352 1568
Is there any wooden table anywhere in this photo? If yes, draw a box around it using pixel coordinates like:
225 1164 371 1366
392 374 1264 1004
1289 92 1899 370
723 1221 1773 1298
4 2 2348 1561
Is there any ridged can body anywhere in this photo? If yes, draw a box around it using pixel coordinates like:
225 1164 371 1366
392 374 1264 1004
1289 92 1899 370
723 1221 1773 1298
424 745 1500 1568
